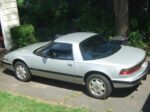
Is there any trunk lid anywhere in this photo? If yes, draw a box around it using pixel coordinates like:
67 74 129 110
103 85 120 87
96 45 146 68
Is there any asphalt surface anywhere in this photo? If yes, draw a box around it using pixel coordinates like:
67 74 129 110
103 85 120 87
0 62 150 112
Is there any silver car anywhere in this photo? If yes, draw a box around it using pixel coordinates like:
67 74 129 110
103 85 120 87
2 32 150 99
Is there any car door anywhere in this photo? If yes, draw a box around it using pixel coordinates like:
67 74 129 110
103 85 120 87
30 43 76 83
44 43 74 74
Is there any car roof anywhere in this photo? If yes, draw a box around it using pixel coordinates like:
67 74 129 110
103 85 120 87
54 32 97 44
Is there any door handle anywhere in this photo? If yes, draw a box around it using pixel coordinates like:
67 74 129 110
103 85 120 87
67 63 72 67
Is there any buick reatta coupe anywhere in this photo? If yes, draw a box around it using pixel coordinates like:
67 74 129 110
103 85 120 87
2 32 150 99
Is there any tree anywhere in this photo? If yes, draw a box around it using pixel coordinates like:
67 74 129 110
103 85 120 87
113 0 129 37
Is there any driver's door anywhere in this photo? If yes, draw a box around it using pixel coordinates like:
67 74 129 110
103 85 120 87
30 43 76 83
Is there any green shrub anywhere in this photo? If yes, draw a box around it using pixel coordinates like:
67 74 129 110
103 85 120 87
128 31 145 48
17 0 24 7
11 24 38 48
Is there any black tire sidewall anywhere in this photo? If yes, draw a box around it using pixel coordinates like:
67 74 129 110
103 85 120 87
14 62 31 82
86 74 112 99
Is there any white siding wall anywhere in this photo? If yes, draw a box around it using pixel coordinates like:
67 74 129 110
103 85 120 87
0 0 20 49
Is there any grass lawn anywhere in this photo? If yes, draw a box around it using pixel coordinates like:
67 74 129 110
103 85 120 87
0 91 88 112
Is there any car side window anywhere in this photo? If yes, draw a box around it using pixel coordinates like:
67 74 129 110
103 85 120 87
48 43 73 60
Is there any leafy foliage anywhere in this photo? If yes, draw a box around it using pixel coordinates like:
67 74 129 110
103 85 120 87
16 0 24 7
16 0 149 53
128 31 145 48
11 24 38 48
17 0 116 40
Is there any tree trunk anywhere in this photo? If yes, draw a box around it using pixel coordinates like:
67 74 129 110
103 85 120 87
113 0 129 37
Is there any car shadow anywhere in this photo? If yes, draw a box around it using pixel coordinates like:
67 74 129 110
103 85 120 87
3 68 15 76
33 76 86 92
141 94 150 112
33 76 139 98
2 69 86 92
148 66 150 74
2 69 145 99
148 61 150 74
111 84 140 97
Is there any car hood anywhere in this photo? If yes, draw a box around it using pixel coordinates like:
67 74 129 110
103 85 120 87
12 42 50 54
94 45 146 68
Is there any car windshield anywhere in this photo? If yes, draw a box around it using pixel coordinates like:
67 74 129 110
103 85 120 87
34 42 52 54
80 35 121 60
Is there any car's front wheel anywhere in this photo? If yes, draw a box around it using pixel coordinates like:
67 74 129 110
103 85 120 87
86 74 112 99
14 61 31 82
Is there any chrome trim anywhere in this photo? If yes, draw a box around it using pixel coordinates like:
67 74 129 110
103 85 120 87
29 68 84 85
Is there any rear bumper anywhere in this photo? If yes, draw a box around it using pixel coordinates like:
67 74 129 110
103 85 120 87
113 62 150 88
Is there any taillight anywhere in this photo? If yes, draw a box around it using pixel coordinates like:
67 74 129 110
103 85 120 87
120 66 141 75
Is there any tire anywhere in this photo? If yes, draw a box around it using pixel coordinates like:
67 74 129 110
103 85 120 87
14 61 31 82
85 74 112 99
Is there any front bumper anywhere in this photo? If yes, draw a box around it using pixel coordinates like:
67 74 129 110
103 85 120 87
113 62 150 88
1 60 12 70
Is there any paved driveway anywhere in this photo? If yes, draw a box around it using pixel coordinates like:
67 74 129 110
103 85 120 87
0 66 149 112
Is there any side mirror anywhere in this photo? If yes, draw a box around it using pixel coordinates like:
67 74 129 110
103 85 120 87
42 53 48 58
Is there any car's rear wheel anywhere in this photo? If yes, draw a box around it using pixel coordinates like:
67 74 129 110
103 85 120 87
14 61 31 82
86 74 112 99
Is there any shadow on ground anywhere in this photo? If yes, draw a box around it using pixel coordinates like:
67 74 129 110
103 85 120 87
141 94 150 112
148 66 150 74
2 69 146 99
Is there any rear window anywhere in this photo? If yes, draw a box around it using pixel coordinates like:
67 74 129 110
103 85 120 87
80 35 121 60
